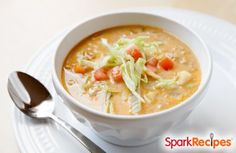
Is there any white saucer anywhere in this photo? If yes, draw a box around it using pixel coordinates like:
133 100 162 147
13 8 236 153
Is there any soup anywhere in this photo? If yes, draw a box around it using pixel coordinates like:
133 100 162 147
61 25 201 115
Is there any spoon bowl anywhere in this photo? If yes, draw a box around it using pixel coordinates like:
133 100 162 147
8 71 54 119
7 71 105 153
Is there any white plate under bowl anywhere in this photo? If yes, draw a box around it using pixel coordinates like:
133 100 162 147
13 8 236 153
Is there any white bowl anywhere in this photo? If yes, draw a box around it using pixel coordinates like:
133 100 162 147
52 11 212 146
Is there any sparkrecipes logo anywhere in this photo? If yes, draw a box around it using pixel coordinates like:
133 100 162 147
164 133 233 149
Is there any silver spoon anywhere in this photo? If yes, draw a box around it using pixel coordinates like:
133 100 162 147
7 71 105 153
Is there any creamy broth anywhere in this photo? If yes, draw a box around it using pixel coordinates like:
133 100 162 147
61 25 201 115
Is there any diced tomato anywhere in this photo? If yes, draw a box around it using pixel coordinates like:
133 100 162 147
127 46 142 61
94 68 109 81
159 57 174 70
111 66 123 82
74 64 87 74
146 57 158 67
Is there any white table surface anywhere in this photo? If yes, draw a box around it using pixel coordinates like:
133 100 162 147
1 0 236 152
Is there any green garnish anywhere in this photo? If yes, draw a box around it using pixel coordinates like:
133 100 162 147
128 94 141 114
154 78 176 89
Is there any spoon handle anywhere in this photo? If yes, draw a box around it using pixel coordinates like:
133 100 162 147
49 114 106 153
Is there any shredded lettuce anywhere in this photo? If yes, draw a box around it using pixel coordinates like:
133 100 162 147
79 37 171 114
101 38 147 102
101 38 125 65
152 71 191 89
135 58 146 76
151 71 190 89
128 59 138 86
91 82 114 113
144 66 161 79
80 59 97 68
116 36 149 48
121 88 130 102
87 81 108 96
154 78 176 89
134 58 147 83
102 36 148 55
115 36 163 58
100 36 162 65
128 94 141 114
99 55 122 68
81 75 92 92
121 62 144 102
100 37 166 108
103 92 112 113
101 38 112 50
